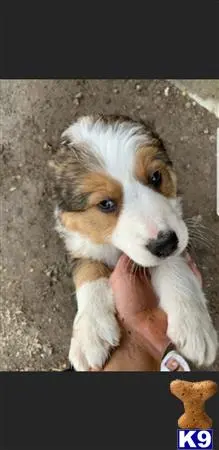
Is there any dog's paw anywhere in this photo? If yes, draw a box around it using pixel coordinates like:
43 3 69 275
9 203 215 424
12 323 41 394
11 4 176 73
68 278 120 371
69 310 120 371
167 312 218 367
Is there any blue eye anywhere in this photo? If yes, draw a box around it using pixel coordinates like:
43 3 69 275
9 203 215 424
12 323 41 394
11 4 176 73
98 199 117 213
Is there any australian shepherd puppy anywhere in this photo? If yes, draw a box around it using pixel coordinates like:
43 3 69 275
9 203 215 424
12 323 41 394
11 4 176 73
49 114 218 371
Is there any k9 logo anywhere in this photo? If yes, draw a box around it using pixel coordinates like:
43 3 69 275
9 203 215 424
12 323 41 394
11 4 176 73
177 429 213 449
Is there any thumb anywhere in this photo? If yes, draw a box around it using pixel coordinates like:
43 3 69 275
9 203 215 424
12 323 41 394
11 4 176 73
114 253 132 274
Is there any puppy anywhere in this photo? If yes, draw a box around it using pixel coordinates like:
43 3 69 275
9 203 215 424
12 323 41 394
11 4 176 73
49 114 218 370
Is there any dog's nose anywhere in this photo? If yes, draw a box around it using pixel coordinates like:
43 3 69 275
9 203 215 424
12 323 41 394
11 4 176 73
146 230 178 258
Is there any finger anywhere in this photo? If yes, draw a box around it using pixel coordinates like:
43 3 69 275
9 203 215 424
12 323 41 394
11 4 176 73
109 254 133 287
166 359 179 371
114 253 132 274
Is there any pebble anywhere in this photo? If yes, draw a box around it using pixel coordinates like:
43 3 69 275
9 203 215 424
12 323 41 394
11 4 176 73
136 105 142 110
14 175 21 180
75 92 83 99
51 275 58 283
73 98 80 106
135 84 142 91
203 128 209 134
113 88 119 94
9 186 16 192
45 269 52 277
209 135 216 143
164 87 169 97
192 101 196 106
43 344 53 356
185 102 191 109
29 268 34 273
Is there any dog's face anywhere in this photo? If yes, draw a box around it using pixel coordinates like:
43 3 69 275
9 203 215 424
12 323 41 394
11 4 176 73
50 115 188 267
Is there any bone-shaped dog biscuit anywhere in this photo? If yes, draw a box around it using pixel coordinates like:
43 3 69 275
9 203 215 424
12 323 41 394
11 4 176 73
170 380 217 429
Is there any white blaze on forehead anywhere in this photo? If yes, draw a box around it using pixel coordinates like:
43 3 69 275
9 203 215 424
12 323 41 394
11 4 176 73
62 117 150 183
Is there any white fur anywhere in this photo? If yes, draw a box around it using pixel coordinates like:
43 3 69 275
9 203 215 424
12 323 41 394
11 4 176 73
62 116 149 184
151 256 218 366
69 278 120 370
112 185 188 267
56 117 218 369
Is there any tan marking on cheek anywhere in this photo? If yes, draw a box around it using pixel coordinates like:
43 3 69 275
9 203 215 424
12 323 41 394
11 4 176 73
135 146 177 198
60 172 123 244
73 259 111 289
61 212 78 230
61 209 120 244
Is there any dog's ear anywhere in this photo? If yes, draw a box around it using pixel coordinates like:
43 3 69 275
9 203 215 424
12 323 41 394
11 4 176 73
47 142 81 182
48 146 82 211
47 142 102 212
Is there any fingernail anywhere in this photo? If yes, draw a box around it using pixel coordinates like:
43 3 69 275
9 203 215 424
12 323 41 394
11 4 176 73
171 360 178 368
167 359 178 369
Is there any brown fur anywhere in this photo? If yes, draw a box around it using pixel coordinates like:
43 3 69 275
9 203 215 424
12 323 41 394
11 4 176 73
81 172 123 206
73 258 111 289
60 171 123 244
135 145 177 197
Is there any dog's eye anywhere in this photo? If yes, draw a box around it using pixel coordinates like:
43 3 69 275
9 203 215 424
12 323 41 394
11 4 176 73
149 170 162 188
98 199 117 213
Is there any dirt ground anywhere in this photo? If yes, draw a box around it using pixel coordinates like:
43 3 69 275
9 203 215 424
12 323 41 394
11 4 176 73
1 79 219 371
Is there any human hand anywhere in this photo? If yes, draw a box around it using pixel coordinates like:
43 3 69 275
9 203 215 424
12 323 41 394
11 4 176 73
92 252 202 371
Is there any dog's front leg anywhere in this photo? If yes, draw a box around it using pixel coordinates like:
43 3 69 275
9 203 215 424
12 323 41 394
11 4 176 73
151 255 218 367
69 259 120 371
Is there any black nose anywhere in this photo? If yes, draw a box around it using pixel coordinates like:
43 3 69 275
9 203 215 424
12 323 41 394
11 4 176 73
146 230 178 258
